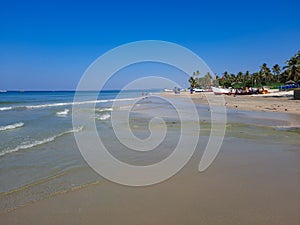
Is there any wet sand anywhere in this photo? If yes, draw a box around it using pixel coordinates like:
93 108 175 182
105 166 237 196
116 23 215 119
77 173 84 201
1 94 299 225
1 139 299 225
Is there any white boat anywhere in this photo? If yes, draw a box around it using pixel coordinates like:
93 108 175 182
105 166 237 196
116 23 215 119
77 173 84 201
193 88 204 92
211 87 230 95
0 90 7 93
164 88 174 92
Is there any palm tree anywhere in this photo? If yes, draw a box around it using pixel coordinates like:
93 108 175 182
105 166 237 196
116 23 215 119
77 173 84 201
244 71 251 86
236 72 244 83
260 63 273 84
223 71 229 78
272 64 281 83
252 72 262 87
188 76 197 88
204 72 213 87
220 71 229 87
283 51 300 82
193 70 200 76
214 75 220 86
230 73 236 85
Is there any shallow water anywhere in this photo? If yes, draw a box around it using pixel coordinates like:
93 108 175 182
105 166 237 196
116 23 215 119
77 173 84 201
0 90 145 211
0 91 299 212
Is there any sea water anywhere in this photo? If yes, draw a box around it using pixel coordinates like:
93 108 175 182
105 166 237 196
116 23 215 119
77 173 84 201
0 91 299 212
0 90 161 212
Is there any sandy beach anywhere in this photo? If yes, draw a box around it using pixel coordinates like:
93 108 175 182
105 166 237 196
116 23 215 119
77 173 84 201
1 0 300 224
0 92 299 225
161 90 300 115
1 138 299 225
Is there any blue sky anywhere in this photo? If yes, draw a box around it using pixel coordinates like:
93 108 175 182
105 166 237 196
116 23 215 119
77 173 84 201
0 0 299 90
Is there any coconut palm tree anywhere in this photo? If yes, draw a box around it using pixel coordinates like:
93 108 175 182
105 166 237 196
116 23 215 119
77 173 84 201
244 71 251 85
188 76 197 88
236 72 244 83
260 63 273 84
221 71 233 87
193 70 200 76
214 75 220 86
252 72 261 87
204 72 213 87
223 71 229 78
272 64 281 83
283 51 300 82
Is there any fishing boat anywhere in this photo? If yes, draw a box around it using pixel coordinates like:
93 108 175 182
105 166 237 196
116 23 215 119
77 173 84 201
211 87 230 95
164 88 174 92
193 88 204 92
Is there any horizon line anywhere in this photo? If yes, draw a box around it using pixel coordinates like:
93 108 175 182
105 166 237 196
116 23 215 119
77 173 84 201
0 88 165 92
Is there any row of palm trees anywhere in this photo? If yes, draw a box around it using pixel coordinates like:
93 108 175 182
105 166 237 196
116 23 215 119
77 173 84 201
188 72 213 88
189 51 300 88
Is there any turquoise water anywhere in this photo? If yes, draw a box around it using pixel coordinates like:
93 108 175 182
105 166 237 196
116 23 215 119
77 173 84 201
0 91 299 212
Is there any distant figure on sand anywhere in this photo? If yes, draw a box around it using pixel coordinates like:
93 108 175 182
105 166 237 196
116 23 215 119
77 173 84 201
174 87 180 94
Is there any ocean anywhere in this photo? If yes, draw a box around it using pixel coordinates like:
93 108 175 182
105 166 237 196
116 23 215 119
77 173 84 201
0 90 299 213
0 90 163 212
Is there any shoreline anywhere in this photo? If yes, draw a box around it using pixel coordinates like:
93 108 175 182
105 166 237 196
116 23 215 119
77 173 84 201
0 93 299 225
160 91 300 115
1 137 299 225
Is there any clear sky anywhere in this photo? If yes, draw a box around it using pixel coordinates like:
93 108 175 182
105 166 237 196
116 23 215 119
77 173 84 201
0 0 299 90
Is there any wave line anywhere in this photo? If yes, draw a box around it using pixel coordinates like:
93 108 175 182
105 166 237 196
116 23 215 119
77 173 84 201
0 107 12 111
0 122 24 131
0 97 139 111
0 127 83 157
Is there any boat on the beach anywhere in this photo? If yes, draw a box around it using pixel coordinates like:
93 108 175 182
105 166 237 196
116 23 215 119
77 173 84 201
211 87 230 95
164 87 181 94
164 88 173 92
212 86 267 95
193 88 204 92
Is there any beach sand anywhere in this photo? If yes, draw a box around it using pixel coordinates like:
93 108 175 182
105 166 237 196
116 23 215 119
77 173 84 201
1 140 299 225
161 90 300 115
1 93 299 225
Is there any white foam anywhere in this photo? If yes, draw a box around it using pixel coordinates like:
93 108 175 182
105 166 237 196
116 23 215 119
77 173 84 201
67 126 84 133
95 107 113 112
95 114 111 121
0 107 12 111
273 126 300 131
0 126 83 157
23 98 139 110
56 109 70 116
0 122 24 131
0 98 139 111
26 102 73 109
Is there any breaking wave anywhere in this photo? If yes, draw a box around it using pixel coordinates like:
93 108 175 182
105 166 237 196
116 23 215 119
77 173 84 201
273 126 300 132
0 127 83 157
56 109 70 116
95 107 113 112
0 107 12 111
0 122 24 131
95 114 111 121
0 98 138 111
